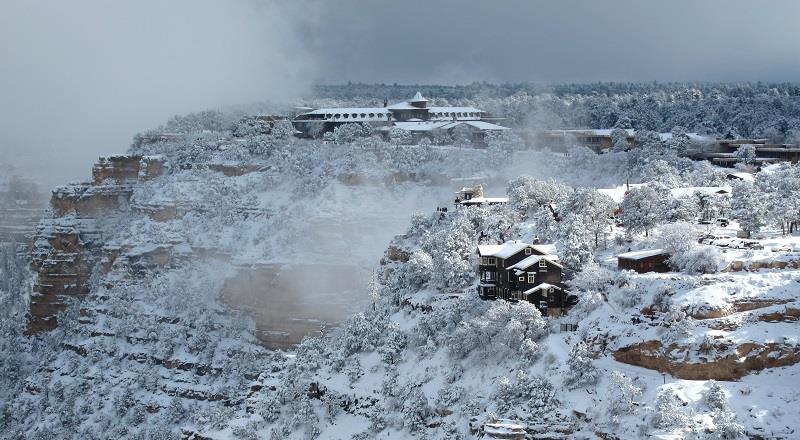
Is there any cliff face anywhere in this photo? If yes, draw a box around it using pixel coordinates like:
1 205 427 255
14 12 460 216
27 155 167 333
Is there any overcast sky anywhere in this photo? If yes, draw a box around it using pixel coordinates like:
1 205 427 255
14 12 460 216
307 0 800 84
1 0 799 186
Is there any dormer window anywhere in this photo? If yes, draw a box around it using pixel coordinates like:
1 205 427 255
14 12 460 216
369 113 375 118
351 113 358 118
539 259 548 269
343 114 349 118
334 114 341 119
360 113 366 118
481 256 496 266
524 248 532 255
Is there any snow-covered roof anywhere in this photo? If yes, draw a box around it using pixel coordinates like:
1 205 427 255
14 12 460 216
508 254 563 270
460 197 508 205
523 283 562 295
484 422 526 435
596 184 647 204
617 248 668 260
727 172 756 182
300 108 390 121
410 91 427 102
669 186 732 198
478 240 531 259
531 244 557 255
438 120 510 131
393 120 509 132
386 101 419 110
658 132 710 142
393 121 449 132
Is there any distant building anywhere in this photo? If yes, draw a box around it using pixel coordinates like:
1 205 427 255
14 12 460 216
477 240 576 317
617 249 671 273
293 92 509 145
536 129 635 152
699 139 800 167
454 184 508 207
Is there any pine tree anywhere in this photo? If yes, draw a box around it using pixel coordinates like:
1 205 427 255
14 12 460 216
563 341 599 390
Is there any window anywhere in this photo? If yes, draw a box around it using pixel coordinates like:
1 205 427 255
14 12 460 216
325 114 331 119
527 273 535 283
481 256 496 266
351 113 357 118
539 259 548 269
360 113 366 118
519 276 525 282
369 113 375 118
524 248 532 255
334 114 341 119
343 114 349 118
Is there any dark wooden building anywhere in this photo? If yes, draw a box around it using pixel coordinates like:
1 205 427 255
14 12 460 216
617 249 671 273
477 241 575 317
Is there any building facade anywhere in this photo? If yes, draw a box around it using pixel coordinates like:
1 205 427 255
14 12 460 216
477 241 574 316
293 92 509 144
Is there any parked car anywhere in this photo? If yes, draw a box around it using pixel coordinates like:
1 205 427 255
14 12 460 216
742 239 764 250
700 234 726 245
727 238 745 249
716 217 730 227
713 237 734 247
771 244 792 252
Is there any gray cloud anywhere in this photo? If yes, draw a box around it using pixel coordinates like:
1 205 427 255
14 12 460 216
0 0 314 187
305 0 800 85
2 0 799 187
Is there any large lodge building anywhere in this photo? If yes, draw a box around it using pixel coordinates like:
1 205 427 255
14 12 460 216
293 92 510 144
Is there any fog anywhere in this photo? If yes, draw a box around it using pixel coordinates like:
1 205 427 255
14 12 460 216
0 0 314 188
3 1 799 188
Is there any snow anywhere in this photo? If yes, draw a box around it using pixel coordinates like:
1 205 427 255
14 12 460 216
669 186 731 198
509 254 563 270
617 248 667 260
523 283 561 294
597 183 647 203
478 240 531 259
460 196 509 205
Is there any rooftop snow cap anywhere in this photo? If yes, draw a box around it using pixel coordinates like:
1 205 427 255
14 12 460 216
410 91 428 103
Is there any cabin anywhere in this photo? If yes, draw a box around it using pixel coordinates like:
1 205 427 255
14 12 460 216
617 249 671 273
293 92 510 144
477 240 575 317
454 185 508 207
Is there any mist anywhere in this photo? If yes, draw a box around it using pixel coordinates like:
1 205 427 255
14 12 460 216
0 0 314 189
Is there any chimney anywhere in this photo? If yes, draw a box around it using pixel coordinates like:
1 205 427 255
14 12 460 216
383 98 388 107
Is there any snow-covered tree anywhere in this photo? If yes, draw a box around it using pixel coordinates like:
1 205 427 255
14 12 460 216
734 144 757 166
563 341 599 390
730 181 766 237
670 246 726 274
621 185 665 237
606 371 642 424
559 214 593 269
610 128 630 152
656 221 701 254
651 388 689 430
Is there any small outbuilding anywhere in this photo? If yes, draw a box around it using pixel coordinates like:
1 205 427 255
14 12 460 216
617 249 671 273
